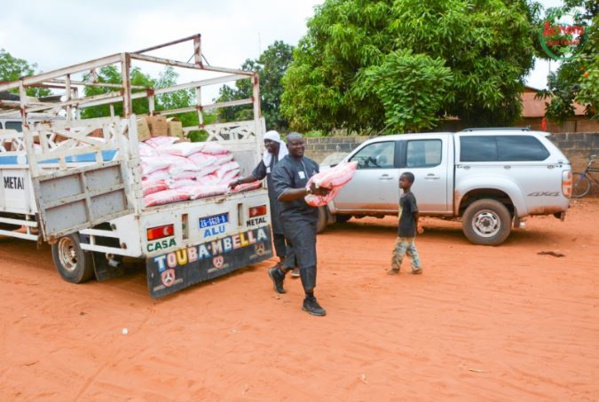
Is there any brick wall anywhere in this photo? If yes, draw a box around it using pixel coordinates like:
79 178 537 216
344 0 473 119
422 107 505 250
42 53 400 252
305 132 599 196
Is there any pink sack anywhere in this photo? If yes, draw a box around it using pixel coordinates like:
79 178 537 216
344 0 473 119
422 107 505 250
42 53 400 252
144 189 190 207
201 142 229 155
143 168 170 182
303 161 358 207
157 142 205 157
140 157 172 175
188 153 217 169
215 161 240 178
305 186 341 207
231 180 263 193
138 142 158 157
311 161 358 189
142 180 168 196
144 136 179 149
183 184 229 200
168 179 197 189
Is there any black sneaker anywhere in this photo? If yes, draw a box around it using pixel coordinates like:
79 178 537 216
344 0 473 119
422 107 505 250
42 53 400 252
302 296 326 316
268 268 286 294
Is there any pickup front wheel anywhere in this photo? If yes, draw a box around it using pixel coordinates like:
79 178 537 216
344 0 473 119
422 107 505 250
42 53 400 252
52 234 95 283
462 200 511 246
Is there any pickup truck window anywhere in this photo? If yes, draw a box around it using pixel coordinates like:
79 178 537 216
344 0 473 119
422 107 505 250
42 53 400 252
406 139 442 168
460 135 550 162
351 141 395 169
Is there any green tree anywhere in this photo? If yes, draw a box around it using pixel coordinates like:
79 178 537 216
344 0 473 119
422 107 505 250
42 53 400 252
0 49 51 98
258 41 294 131
535 1 598 121
81 65 154 118
216 59 259 123
216 41 293 131
357 49 453 132
282 0 537 134
154 66 199 128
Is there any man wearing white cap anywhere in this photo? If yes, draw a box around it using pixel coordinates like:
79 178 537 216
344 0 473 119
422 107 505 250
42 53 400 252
229 130 298 276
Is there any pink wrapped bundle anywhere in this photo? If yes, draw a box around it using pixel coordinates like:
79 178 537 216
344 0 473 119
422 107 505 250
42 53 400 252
143 168 170 182
144 136 179 149
202 142 229 155
142 180 168 196
168 179 197 189
188 152 217 169
195 166 219 179
304 161 358 207
140 157 172 175
216 161 240 178
305 187 341 207
138 142 158 157
213 152 234 165
196 173 222 186
231 180 263 193
144 189 190 207
157 142 205 157
183 184 228 200
311 161 358 189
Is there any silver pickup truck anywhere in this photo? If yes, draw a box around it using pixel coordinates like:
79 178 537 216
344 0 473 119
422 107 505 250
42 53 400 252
318 129 572 245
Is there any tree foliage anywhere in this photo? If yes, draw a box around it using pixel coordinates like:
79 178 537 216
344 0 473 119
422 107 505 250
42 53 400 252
0 49 51 98
81 66 202 127
535 0 598 121
281 0 537 134
357 49 453 133
81 65 154 119
216 41 293 131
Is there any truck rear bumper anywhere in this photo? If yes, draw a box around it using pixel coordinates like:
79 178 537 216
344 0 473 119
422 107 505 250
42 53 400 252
146 225 273 298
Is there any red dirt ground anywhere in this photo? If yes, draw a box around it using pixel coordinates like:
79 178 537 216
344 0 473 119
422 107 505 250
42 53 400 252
1 199 598 401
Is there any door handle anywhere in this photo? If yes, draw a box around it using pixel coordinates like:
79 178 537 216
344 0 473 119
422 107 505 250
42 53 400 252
425 174 440 180
379 174 394 181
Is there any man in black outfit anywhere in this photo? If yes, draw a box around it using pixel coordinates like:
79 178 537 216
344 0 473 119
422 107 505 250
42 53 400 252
229 130 299 275
269 132 330 316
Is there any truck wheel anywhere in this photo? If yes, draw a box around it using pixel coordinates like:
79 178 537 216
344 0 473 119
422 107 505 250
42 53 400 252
335 214 352 223
462 199 511 246
316 206 328 234
52 234 95 283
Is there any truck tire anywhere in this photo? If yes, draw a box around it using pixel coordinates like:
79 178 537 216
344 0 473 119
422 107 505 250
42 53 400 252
317 206 328 234
52 234 95 283
462 199 511 246
335 214 352 223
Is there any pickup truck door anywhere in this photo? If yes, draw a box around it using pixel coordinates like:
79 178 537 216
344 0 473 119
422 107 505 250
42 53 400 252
400 137 449 213
333 140 399 212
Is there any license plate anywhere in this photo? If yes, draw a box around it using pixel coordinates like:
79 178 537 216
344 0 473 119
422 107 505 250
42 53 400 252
199 213 229 228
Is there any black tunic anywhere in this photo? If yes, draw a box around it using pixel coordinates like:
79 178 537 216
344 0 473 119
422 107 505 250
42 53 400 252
252 155 283 235
272 154 320 269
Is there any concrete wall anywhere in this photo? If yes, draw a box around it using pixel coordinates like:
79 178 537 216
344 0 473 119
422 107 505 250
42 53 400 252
305 132 599 197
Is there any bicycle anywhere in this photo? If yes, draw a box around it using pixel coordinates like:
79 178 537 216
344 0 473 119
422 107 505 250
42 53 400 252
572 154 599 198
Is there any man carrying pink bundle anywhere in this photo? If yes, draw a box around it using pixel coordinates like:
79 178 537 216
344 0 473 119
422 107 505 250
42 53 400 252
228 131 296 275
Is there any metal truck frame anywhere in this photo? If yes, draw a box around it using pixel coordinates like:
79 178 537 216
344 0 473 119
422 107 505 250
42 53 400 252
0 34 273 297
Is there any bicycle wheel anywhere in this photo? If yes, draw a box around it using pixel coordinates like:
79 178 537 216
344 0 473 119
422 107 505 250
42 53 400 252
572 172 591 198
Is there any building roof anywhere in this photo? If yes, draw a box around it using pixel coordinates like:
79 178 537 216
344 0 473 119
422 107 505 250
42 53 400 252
521 86 587 118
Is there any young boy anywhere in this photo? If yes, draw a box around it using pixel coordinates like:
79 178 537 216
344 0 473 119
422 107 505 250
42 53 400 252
388 172 423 275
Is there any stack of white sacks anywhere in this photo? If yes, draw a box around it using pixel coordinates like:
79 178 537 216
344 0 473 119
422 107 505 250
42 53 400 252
140 136 260 207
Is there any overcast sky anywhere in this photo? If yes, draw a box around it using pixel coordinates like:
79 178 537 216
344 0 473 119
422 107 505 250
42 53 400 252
1 0 564 93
